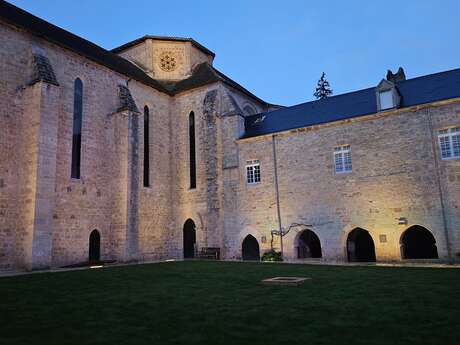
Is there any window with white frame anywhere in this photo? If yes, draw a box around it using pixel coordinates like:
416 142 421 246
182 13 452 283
334 145 352 173
379 90 394 110
438 127 460 160
246 160 261 184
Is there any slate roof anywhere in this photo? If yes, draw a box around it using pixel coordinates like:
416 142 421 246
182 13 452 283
243 68 460 138
161 62 270 105
0 0 269 105
117 85 140 113
111 35 215 58
29 53 59 86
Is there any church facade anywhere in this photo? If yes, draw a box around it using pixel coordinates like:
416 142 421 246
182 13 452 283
0 1 459 271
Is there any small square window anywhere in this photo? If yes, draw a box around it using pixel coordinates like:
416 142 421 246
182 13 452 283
246 160 261 184
379 90 394 110
334 145 352 174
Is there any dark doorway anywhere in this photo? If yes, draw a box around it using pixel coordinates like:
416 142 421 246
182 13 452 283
242 235 260 261
347 228 376 262
297 230 322 258
401 226 438 259
183 219 196 259
89 229 101 262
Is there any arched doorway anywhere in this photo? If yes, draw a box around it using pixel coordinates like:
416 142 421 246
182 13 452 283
346 228 376 262
242 235 260 261
183 219 196 259
89 229 101 262
401 226 438 259
297 230 322 258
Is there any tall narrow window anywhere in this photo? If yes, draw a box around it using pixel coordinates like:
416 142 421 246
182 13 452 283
71 78 83 179
438 127 460 160
189 111 196 189
334 145 352 173
246 160 261 184
143 106 150 187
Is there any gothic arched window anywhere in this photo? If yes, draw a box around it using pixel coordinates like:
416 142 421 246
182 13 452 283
189 111 196 189
71 78 83 179
143 105 150 187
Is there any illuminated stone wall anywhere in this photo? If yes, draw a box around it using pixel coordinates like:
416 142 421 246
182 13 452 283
0 21 30 270
0 18 267 270
234 104 460 261
0 21 175 269
169 84 267 258
117 39 213 81
1 16 458 271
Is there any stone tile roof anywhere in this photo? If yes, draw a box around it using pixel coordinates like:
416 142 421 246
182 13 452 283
117 85 139 113
111 35 215 58
29 53 59 86
243 68 460 138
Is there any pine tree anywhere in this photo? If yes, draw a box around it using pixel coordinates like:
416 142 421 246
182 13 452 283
314 72 333 99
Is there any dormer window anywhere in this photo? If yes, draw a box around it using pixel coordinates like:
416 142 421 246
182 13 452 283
379 90 394 110
376 79 400 112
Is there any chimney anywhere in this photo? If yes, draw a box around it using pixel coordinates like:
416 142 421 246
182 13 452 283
386 67 406 83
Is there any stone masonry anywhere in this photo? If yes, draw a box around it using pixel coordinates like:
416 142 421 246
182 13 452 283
0 3 459 271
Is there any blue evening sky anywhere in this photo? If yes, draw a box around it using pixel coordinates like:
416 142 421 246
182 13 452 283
8 0 460 106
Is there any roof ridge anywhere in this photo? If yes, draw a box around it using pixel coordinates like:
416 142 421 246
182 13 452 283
111 35 215 57
244 68 460 138
256 66 460 118
397 66 460 84
250 86 376 118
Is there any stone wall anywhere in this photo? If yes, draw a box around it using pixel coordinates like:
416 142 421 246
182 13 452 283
117 41 152 76
117 39 213 81
170 86 218 256
1 17 459 271
0 22 31 270
0 21 175 269
170 83 269 259
233 102 460 261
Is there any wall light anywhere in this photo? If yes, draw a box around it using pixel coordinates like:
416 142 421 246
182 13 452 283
397 217 408 225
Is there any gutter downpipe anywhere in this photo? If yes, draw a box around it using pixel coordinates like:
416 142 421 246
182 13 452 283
427 109 452 263
272 134 284 259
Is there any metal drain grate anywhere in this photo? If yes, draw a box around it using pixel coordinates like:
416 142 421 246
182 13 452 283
261 277 311 286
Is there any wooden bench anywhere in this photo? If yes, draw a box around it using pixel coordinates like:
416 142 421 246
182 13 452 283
197 247 220 260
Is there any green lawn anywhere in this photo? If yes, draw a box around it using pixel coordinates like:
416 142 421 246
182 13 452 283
1 261 459 345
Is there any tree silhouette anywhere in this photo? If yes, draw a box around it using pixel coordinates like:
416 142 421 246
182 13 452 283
314 72 333 99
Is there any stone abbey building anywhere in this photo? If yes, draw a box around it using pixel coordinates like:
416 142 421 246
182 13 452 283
1 1 459 271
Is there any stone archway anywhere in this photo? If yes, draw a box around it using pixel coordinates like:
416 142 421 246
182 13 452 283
183 219 196 259
242 235 260 261
297 229 322 258
401 226 438 259
89 229 101 262
346 228 376 262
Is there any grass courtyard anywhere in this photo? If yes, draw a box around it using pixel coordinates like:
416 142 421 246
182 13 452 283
1 261 459 345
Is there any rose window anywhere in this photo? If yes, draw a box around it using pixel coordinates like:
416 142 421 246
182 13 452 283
159 52 177 72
